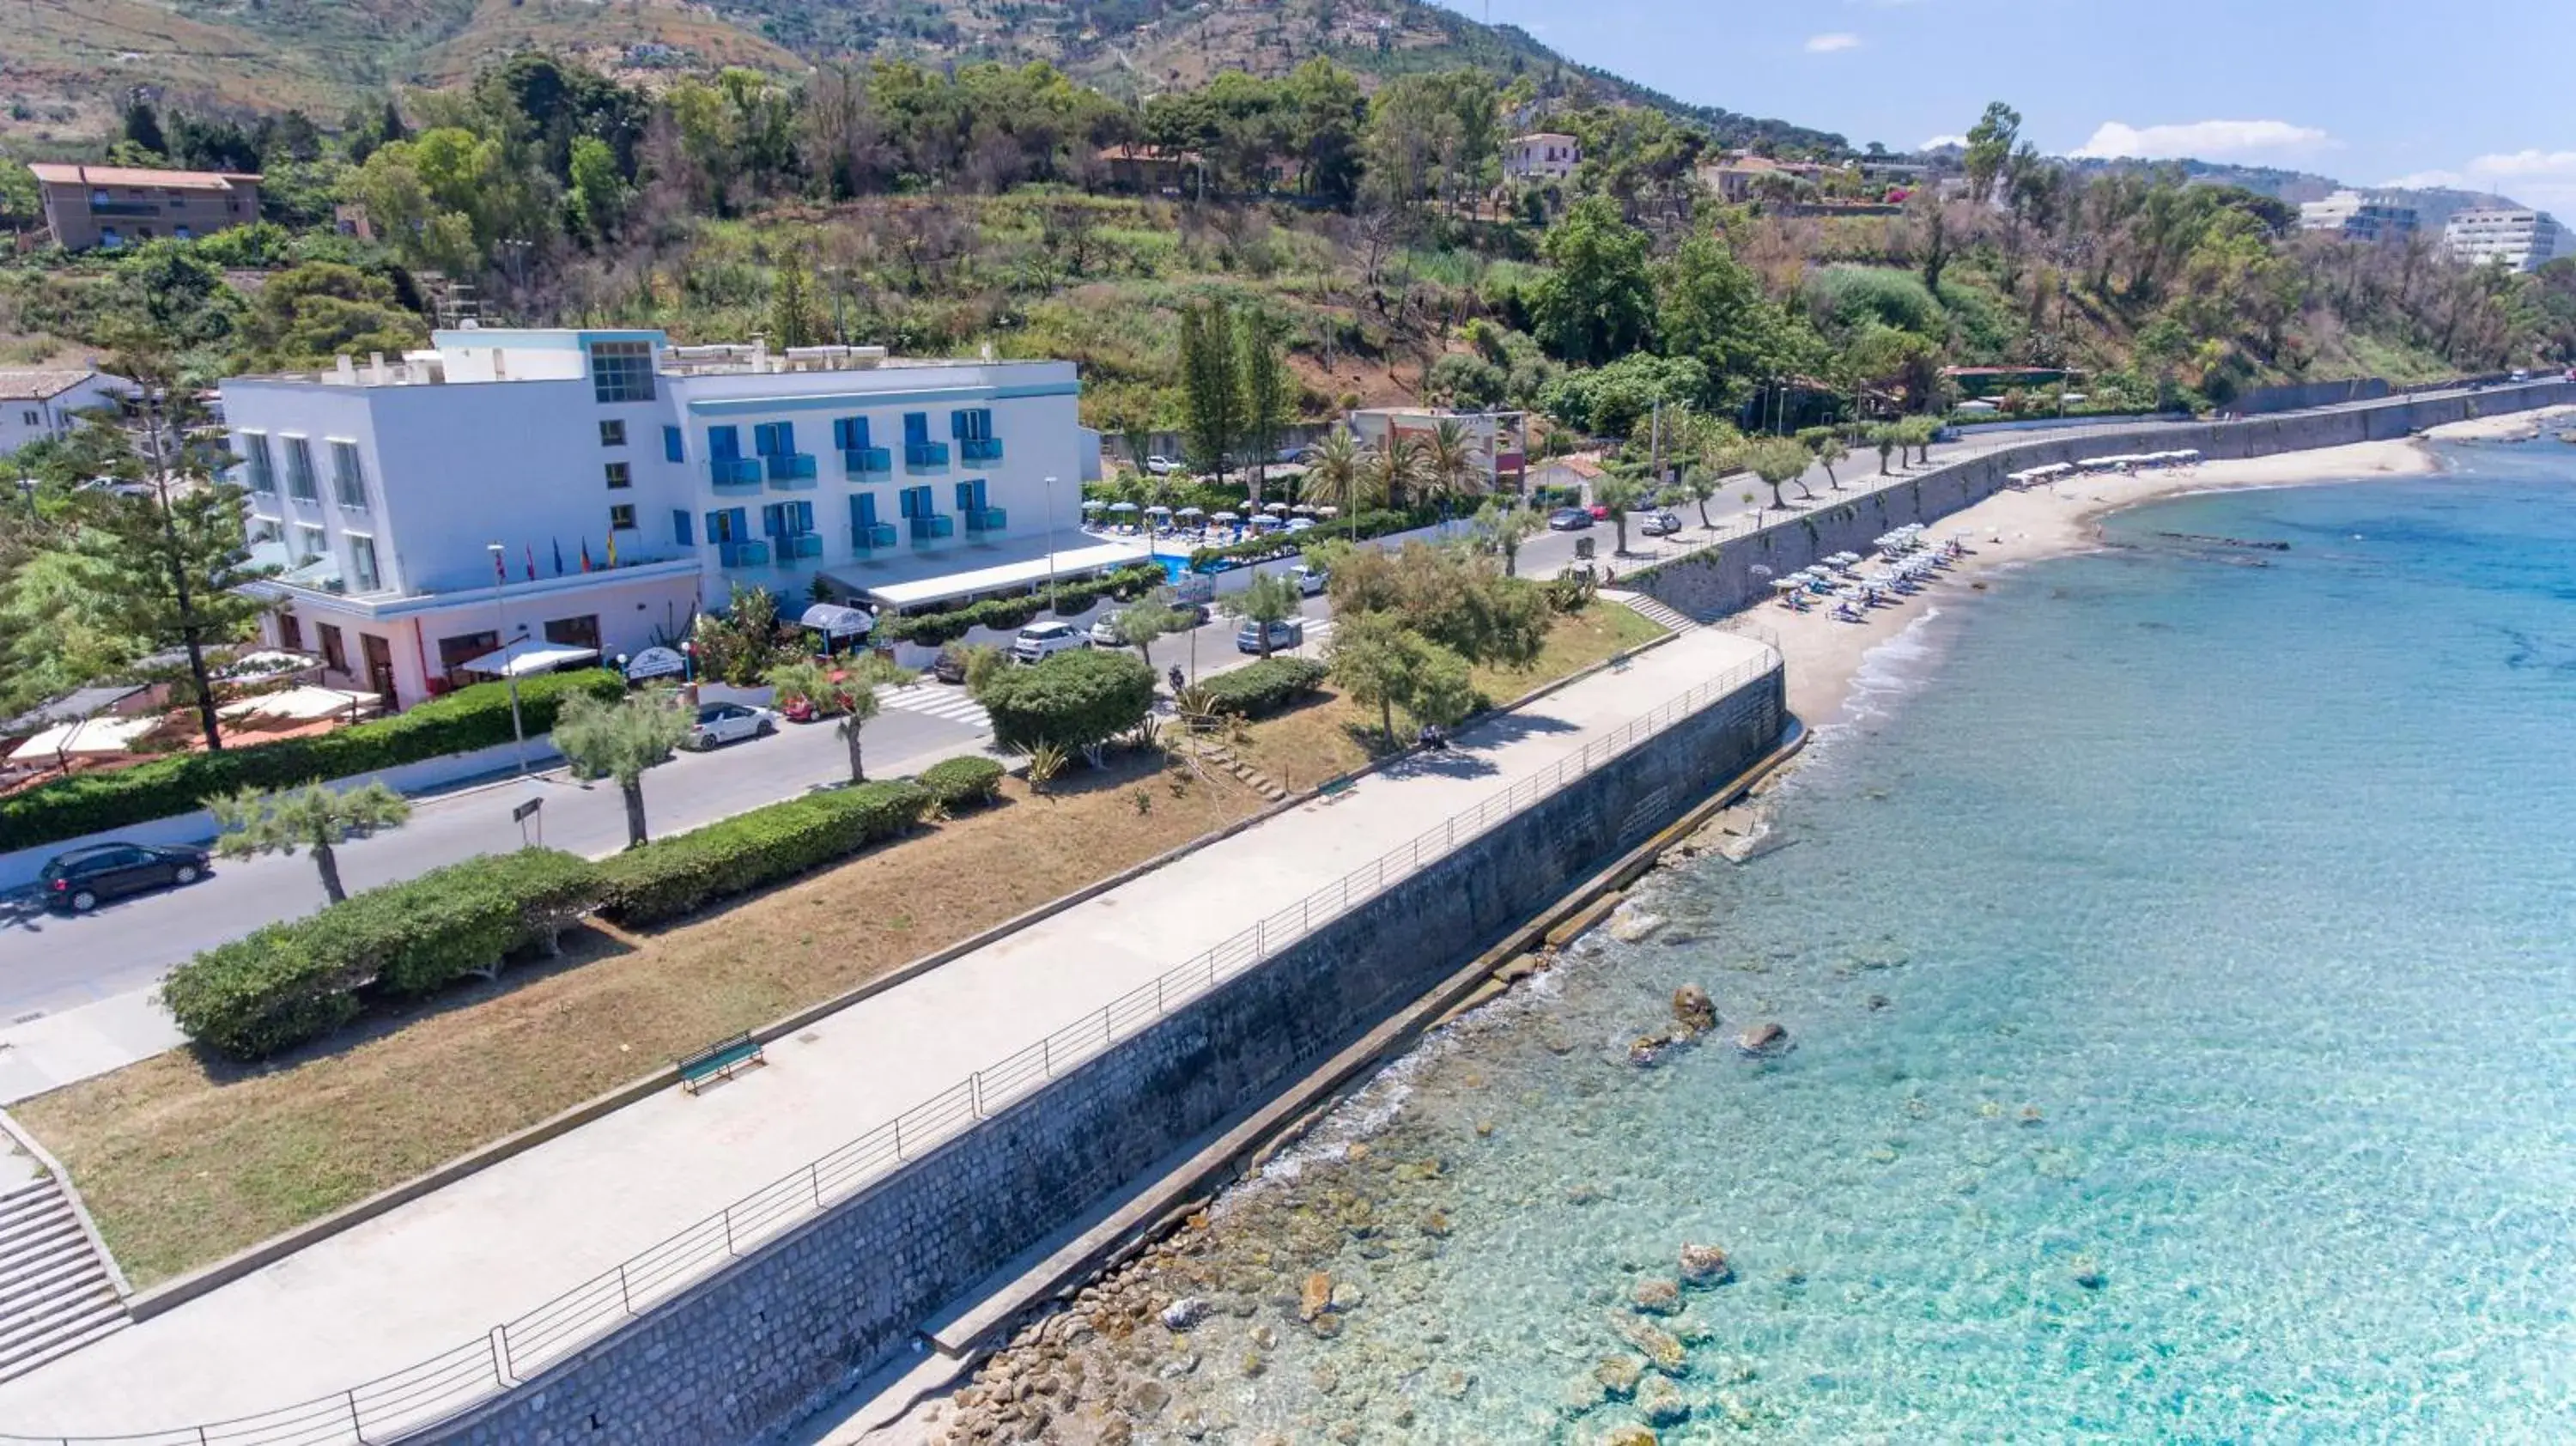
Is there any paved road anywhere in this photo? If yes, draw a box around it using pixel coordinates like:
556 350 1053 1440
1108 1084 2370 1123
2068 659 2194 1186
0 705 987 1021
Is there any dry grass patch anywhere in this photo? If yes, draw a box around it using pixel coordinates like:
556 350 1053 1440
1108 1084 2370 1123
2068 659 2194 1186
20 757 1263 1287
1230 603 1668 787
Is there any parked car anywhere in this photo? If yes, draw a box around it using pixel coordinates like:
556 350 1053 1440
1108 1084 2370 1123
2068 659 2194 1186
1547 507 1594 531
1012 620 1092 663
1236 617 1306 654
931 647 969 685
2510 368 2531 383
1587 504 1611 520
1639 510 1684 537
1143 455 1183 477
1290 564 1329 597
39 841 210 913
688 702 777 750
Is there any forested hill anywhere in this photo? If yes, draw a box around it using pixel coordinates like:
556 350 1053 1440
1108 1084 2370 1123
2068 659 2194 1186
3 0 1837 152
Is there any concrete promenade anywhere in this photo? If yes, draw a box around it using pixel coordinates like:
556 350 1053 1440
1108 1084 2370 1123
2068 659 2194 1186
0 626 1774 1438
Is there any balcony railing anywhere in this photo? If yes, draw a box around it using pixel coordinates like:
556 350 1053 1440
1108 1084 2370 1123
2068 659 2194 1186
908 514 955 544
766 453 818 486
851 521 897 551
960 437 1004 463
777 533 823 561
710 458 762 489
719 539 772 567
843 447 892 477
904 441 951 471
963 507 1008 534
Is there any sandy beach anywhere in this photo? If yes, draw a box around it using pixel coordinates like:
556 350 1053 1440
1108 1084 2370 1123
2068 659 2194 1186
1721 435 2450 727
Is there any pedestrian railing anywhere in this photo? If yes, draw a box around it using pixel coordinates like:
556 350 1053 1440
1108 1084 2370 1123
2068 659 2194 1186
0 652 1779 1446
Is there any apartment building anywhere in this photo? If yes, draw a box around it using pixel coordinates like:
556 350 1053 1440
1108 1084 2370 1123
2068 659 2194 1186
2297 191 2420 244
26 164 262 251
2443 208 2564 272
1347 407 1529 495
0 369 131 454
1504 133 1580 184
218 329 1098 708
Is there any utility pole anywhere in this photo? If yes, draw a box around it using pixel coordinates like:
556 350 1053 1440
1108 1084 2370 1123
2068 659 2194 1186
486 543 528 775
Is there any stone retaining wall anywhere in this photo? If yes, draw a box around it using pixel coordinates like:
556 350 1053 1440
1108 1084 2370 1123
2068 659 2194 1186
417 665 1788 1446
1631 381 2576 623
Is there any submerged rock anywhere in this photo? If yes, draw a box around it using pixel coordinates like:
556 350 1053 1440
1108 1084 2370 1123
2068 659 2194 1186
1600 1425 1659 1446
1678 1242 1734 1288
1631 1278 1683 1315
1615 1315 1688 1374
1159 1297 1209 1331
1595 1354 1647 1398
1300 1273 1334 1321
1670 984 1717 1034
1735 1022 1791 1057
1638 1374 1691 1426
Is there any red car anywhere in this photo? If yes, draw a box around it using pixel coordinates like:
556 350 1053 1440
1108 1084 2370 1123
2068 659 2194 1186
1588 504 1611 520
780 669 851 723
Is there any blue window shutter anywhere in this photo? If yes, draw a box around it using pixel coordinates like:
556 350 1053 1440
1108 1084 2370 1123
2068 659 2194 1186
793 501 813 531
954 481 972 509
762 503 781 537
727 507 746 538
752 423 774 458
778 421 795 454
904 412 927 446
858 493 877 525
674 509 695 546
951 410 965 439
709 426 739 461
664 426 684 463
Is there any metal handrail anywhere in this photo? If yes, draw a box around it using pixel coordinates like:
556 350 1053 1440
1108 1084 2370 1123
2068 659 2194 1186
0 655 1777 1446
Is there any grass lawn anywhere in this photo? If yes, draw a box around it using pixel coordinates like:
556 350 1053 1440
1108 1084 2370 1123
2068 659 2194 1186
19 756 1265 1287
1230 599 1668 789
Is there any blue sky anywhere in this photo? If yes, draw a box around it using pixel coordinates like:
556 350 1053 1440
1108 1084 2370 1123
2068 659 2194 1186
1435 0 2576 210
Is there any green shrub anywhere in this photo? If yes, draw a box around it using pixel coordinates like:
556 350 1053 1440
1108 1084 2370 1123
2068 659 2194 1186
919 756 1005 811
1194 658 1327 717
878 563 1165 645
1 670 625 850
1185 509 1430 571
160 848 601 1060
596 781 932 925
979 650 1157 756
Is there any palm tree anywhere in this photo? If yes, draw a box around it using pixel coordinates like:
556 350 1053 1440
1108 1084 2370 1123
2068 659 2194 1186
1362 433 1421 517
1306 428 1364 538
210 781 410 905
553 689 695 848
768 654 915 784
1419 419 1485 514
1595 473 1643 557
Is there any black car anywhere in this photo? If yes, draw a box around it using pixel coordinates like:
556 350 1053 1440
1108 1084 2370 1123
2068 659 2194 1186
932 647 969 685
39 842 211 913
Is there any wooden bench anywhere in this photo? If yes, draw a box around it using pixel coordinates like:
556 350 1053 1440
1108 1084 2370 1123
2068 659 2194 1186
1315 775 1359 805
677 1032 766 1095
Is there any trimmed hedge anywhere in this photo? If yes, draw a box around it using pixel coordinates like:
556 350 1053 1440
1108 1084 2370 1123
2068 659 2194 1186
1195 658 1327 718
1186 508 1428 570
161 848 602 1060
596 780 933 926
919 756 1005 811
880 563 1167 645
980 649 1157 755
2 670 626 851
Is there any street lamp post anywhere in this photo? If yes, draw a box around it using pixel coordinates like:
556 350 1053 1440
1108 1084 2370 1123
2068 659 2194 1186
486 543 527 775
1043 474 1060 600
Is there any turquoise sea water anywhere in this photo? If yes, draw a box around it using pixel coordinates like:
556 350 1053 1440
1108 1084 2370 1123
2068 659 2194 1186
1151 444 2576 1444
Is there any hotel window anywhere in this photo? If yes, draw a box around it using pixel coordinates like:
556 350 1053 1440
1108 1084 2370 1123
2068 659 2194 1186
609 503 637 532
249 517 282 544
898 485 934 518
318 623 349 674
347 534 381 592
20 410 35 427
762 500 815 538
278 613 303 651
705 507 746 543
605 461 632 490
283 436 319 501
328 440 368 507
544 615 601 651
663 425 685 462
671 509 695 546
240 433 276 493
599 419 627 447
295 524 325 561
588 341 656 404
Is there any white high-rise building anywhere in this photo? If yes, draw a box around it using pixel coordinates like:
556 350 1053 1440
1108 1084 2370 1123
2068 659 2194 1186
2442 208 2565 272
2298 191 2420 243
218 329 1111 709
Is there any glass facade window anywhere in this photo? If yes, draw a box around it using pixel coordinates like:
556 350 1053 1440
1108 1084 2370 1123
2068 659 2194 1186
347 534 381 592
329 440 367 508
240 433 276 493
283 436 319 501
295 524 325 560
589 341 656 404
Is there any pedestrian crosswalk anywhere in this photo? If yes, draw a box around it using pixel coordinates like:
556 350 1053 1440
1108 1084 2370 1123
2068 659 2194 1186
872 682 993 732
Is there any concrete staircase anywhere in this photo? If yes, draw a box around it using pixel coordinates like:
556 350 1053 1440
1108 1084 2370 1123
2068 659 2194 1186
1606 589 1697 633
0 1174 126 1382
1194 744 1291 803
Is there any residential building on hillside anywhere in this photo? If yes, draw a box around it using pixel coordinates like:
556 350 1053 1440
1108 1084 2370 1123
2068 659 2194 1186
0 369 131 454
1347 407 1528 495
2297 190 2420 244
1698 153 1831 205
1504 133 1580 183
26 164 262 251
219 329 1101 709
2443 208 2564 272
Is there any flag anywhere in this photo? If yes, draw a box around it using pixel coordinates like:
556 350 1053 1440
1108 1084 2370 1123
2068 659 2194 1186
552 538 565 576
524 543 537 582
491 547 506 586
580 539 593 573
605 531 618 568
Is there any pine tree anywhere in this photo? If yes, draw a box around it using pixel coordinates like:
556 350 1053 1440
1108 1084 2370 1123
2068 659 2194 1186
1178 295 1242 483
1237 308 1291 506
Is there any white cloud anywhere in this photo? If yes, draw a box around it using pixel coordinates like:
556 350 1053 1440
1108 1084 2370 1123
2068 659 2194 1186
2382 149 2576 210
2070 118 2333 161
1922 135 1969 151
1805 32 1862 52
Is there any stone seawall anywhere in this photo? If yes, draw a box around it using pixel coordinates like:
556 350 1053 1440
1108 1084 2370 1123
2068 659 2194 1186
418 666 1789 1446
1632 382 2576 623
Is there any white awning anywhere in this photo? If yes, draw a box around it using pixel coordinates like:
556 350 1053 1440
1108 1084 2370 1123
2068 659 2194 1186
459 639 600 677
217 685 383 723
9 714 160 762
857 540 1153 612
799 602 876 637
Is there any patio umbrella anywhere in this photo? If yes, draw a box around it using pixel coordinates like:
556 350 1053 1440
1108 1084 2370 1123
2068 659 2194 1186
1262 501 1290 513
1290 504 1317 515
1317 506 1340 517
1109 501 1139 513
1081 499 1107 513
1211 511 1241 522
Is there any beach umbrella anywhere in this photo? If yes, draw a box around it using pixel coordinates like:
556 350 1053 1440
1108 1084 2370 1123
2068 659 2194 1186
1212 510 1240 522
1263 501 1290 513
1176 505 1205 517
1082 499 1107 512
1317 506 1340 517
1109 501 1139 513
1290 504 1317 515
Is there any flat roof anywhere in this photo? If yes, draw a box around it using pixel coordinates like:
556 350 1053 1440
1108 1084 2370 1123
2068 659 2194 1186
27 162 259 190
849 541 1151 611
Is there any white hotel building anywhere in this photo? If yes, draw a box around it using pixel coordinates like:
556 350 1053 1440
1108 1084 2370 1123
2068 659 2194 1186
2442 208 2564 273
220 328 1108 709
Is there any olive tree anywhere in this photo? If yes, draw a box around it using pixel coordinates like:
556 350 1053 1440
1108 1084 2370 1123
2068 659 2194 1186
211 781 410 904
768 654 915 784
552 688 693 848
